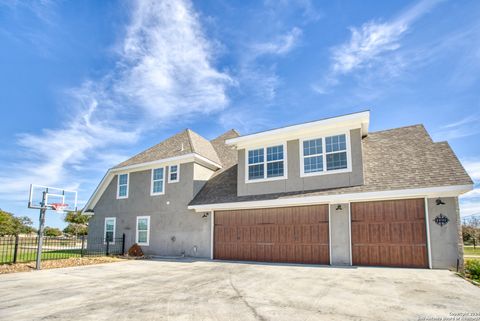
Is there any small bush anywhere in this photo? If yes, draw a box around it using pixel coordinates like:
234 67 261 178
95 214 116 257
127 244 144 257
465 259 480 281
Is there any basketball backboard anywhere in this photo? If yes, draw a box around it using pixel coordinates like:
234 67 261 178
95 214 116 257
28 184 77 212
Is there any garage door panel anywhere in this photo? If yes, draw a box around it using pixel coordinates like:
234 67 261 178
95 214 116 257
351 199 428 268
215 205 329 264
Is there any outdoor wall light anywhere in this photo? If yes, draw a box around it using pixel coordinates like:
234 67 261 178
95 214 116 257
436 198 446 205
202 212 209 218
336 205 343 211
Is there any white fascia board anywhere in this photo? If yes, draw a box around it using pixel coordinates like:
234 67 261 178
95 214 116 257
82 153 222 213
111 153 221 173
226 111 370 148
188 184 473 212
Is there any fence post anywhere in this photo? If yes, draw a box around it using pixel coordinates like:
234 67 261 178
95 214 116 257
122 233 126 255
80 235 85 257
13 235 19 264
106 239 110 256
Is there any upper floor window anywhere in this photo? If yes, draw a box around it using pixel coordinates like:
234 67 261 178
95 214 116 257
325 134 347 170
301 133 350 176
168 165 179 183
303 138 323 173
247 144 286 182
117 174 129 199
151 168 165 195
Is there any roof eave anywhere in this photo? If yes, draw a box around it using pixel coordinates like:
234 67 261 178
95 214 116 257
82 153 222 213
188 184 473 212
226 110 370 147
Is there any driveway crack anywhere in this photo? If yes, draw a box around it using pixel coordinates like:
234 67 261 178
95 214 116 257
228 273 267 321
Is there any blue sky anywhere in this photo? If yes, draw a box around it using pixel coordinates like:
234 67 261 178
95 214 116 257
0 0 479 229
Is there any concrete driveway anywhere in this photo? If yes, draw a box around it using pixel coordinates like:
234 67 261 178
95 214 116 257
1 259 478 321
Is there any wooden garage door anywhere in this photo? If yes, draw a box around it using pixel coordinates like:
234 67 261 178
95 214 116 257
351 199 428 268
214 205 329 264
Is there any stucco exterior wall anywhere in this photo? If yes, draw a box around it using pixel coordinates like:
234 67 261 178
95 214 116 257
329 203 351 265
427 197 463 270
237 128 364 196
193 163 215 197
88 162 212 258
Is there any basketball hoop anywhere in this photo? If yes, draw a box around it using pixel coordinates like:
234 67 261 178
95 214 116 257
50 203 69 213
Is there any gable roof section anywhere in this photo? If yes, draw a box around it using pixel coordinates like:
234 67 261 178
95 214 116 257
83 129 223 213
189 124 473 207
210 129 240 171
187 129 222 165
114 129 221 169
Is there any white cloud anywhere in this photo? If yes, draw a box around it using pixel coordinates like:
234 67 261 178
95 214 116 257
117 0 232 118
314 0 441 93
232 27 301 104
251 27 302 56
460 199 480 217
464 160 480 181
460 159 480 217
0 0 231 206
432 114 480 140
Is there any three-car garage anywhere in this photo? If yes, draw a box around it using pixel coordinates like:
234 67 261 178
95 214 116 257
213 198 429 268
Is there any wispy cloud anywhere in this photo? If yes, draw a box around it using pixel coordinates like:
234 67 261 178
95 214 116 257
0 0 232 205
464 160 480 181
236 27 302 102
251 27 302 56
313 0 441 93
460 159 480 217
432 114 480 140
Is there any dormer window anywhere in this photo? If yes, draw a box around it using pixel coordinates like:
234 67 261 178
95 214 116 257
247 144 286 182
300 133 350 177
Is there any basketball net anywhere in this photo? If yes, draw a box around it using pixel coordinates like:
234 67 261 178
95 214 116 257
50 203 68 213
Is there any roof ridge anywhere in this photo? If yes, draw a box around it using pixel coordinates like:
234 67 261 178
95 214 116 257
369 124 424 135
211 129 241 142
185 128 195 152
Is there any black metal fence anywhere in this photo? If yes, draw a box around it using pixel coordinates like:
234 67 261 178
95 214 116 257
0 234 125 264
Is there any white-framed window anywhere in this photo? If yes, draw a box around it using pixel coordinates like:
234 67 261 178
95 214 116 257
151 167 165 195
104 217 116 244
325 134 348 171
168 164 179 183
136 216 150 246
116 173 129 199
300 133 351 177
246 143 287 183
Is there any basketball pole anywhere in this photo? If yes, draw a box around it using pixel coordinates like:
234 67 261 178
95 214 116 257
35 191 47 270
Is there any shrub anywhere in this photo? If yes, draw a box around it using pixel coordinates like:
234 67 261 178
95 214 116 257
127 244 144 257
465 259 480 281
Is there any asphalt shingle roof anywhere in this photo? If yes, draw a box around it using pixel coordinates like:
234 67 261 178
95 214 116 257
189 124 473 205
114 129 221 168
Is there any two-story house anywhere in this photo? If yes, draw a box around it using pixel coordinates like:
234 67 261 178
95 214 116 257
84 111 473 269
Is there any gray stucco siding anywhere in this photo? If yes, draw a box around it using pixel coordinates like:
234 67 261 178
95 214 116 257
237 128 364 196
89 162 212 258
329 203 351 265
427 197 463 270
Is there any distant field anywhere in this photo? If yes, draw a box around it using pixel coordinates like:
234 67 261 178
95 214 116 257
464 245 480 256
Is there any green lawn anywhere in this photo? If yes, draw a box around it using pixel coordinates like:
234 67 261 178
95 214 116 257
0 247 82 264
464 245 480 256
